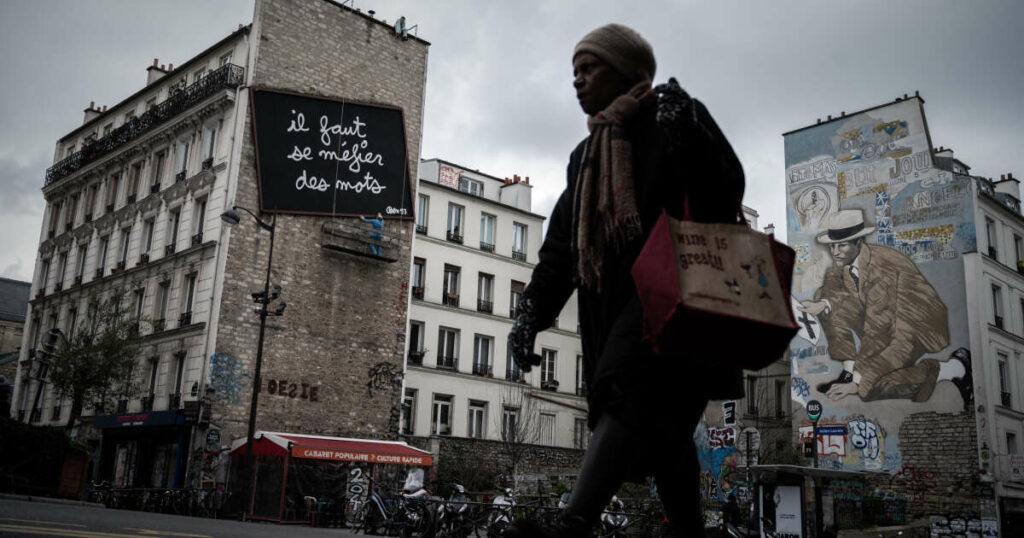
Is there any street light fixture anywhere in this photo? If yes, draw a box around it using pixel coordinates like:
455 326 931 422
219 205 280 517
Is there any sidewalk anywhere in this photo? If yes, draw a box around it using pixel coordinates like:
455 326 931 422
0 491 103 508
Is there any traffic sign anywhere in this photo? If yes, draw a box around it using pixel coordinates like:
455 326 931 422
807 400 822 422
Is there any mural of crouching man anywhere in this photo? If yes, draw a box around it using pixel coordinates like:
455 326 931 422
799 209 972 407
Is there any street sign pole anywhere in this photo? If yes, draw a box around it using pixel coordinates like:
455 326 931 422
806 400 822 469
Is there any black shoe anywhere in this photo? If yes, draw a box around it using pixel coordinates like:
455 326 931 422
949 347 973 411
816 370 853 394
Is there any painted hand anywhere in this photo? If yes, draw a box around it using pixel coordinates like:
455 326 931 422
798 300 827 316
826 382 858 401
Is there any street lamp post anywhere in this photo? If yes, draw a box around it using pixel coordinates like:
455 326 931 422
220 206 284 517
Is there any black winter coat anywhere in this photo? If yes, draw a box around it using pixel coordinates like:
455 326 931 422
520 94 746 432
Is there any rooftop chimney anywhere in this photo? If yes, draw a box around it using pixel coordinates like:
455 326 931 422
147 57 169 85
83 101 101 125
168 63 174 71
764 224 776 236
500 173 533 212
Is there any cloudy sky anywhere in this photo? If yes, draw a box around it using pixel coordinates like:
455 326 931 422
1 0 1022 282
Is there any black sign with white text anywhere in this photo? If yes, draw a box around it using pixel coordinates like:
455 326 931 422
250 89 412 218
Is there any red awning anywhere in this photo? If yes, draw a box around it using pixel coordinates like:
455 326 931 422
230 431 433 466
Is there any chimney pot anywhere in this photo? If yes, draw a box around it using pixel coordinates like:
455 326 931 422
525 176 530 184
168 63 173 71
904 93 908 99
238 23 243 30
102 105 107 112
90 100 95 109
1001 174 1006 181
368 9 375 16
153 58 159 67
827 115 832 121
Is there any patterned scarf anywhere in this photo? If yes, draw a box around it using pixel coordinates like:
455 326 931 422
573 80 655 290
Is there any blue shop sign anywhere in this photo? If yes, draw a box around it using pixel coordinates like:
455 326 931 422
815 425 848 435
94 410 183 429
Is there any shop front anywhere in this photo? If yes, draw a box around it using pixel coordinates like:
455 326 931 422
94 409 192 489
227 431 434 524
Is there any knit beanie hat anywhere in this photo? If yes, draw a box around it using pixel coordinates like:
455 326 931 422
573 24 656 83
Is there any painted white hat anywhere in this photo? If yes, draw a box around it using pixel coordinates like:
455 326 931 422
815 209 875 244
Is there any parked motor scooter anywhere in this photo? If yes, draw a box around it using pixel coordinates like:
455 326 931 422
486 488 516 537
599 496 628 538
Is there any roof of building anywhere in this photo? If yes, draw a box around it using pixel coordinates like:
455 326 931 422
782 94 925 136
0 277 30 323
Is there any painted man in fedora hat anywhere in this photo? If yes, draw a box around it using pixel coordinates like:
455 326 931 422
799 209 971 405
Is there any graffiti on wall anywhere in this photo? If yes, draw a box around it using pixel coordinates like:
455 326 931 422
785 98 976 475
696 423 741 502
366 361 403 399
208 353 252 405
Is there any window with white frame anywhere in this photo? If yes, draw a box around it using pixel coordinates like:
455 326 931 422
1008 431 1019 455
134 288 145 319
510 281 524 318
127 162 142 201
151 150 167 189
168 208 181 251
480 213 496 251
107 173 120 210
447 203 464 242
193 199 207 243
181 273 197 325
97 236 109 274
502 406 520 441
477 273 493 313
539 413 556 445
75 244 87 281
993 284 1005 329
574 417 589 449
201 123 218 164
118 227 131 266
174 139 190 178
473 335 492 375
56 252 68 288
416 194 429 232
512 223 527 261
408 320 423 362
506 347 523 381
156 281 170 324
999 355 1011 406
437 327 458 369
431 395 452 436
443 265 460 305
38 260 50 292
219 53 232 67
402 389 416 434
143 219 155 256
575 354 586 396
459 177 483 196
468 401 486 439
541 349 557 386
412 258 425 299
986 217 998 259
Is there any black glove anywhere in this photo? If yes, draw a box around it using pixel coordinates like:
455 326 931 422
508 296 542 372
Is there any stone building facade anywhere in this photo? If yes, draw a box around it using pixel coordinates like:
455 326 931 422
14 0 428 490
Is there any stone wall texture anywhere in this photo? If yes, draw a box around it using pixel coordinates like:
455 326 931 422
211 0 428 442
406 435 585 496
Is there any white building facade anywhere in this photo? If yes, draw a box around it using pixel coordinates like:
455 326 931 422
961 158 1024 533
403 159 587 450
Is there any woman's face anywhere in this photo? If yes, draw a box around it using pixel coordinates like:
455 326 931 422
572 52 632 116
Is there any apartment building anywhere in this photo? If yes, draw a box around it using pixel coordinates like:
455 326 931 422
403 159 587 450
14 0 428 491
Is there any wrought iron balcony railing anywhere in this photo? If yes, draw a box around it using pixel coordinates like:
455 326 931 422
512 250 527 262
477 300 493 314
479 241 494 252
168 392 182 409
141 394 154 411
446 230 463 244
45 64 245 187
408 350 424 365
412 286 424 300
472 363 492 376
416 225 427 234
443 293 459 307
1002 391 1013 407
436 355 458 371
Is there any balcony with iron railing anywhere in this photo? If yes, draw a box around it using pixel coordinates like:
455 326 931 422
512 250 526 262
141 394 155 411
408 350 425 365
472 362 492 376
168 392 182 409
436 355 458 371
446 230 463 244
1002 391 1013 407
45 64 245 187
479 241 494 253
477 299 493 314
416 224 427 235
506 369 525 383
412 286 424 300
541 379 559 392
442 293 459 307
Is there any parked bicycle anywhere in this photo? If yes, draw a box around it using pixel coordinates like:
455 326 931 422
354 474 433 536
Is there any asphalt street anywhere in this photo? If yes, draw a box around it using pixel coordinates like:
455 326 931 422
0 498 358 538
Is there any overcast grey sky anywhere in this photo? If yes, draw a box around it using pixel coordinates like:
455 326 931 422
2 0 1022 282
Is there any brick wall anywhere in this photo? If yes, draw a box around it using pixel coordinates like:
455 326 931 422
864 411 983 521
211 0 428 442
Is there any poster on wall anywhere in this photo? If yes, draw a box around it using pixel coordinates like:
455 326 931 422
784 97 976 474
250 88 413 218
